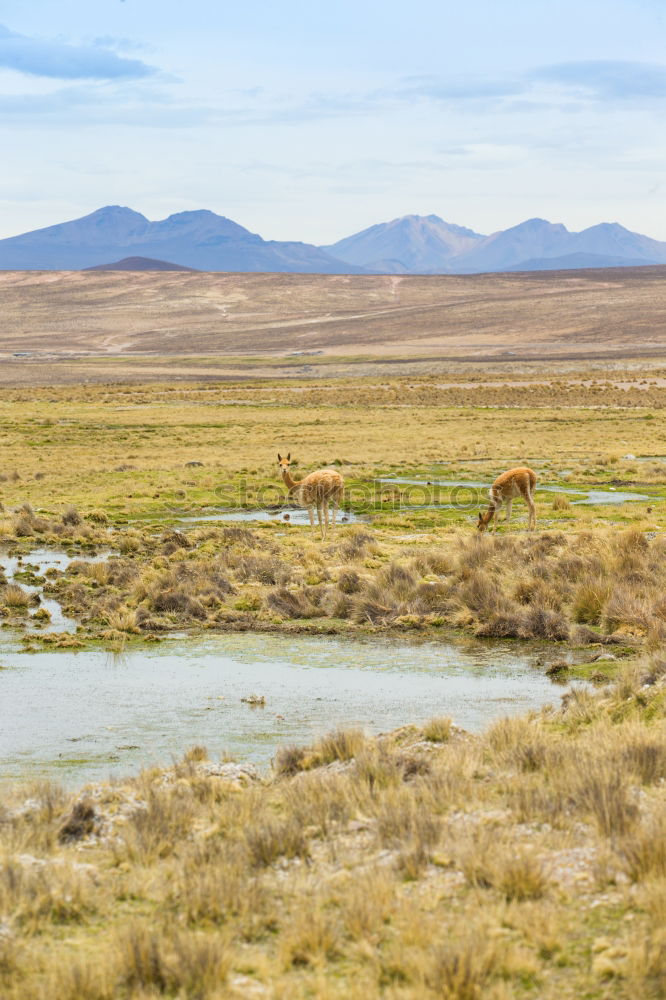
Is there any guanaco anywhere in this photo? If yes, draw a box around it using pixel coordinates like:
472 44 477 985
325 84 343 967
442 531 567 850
277 453 344 540
477 467 537 532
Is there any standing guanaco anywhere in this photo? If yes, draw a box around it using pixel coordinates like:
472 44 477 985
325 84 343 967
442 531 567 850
277 453 344 540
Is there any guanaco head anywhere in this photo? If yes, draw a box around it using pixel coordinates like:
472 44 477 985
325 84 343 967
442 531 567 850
277 452 291 472
477 509 494 532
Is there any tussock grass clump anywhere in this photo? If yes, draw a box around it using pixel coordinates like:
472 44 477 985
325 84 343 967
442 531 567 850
266 586 320 618
282 771 352 832
233 553 289 585
621 809 666 882
1 584 32 610
619 730 666 784
426 933 498 1000
118 787 195 863
116 923 230 997
423 717 452 743
280 900 341 968
168 843 263 929
316 727 366 764
136 562 235 623
244 813 310 867
87 508 109 524
336 568 361 594
495 850 549 901
376 787 440 877
456 826 549 901
0 857 95 931
572 576 612 624
551 493 570 510
104 607 140 633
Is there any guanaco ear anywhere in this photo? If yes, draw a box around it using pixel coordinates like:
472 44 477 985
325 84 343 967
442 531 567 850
287 452 291 461
277 453 282 461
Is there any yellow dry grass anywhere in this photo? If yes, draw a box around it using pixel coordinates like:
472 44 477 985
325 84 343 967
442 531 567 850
0 658 664 999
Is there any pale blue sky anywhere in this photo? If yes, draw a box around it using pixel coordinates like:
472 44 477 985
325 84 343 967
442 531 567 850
1 0 665 242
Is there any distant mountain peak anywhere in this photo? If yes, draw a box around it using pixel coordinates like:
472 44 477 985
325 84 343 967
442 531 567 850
164 209 223 222
508 218 568 232
87 205 149 222
583 221 629 234
322 214 485 272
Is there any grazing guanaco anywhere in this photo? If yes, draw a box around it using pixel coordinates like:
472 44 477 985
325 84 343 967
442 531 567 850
277 453 344 540
477 467 537 532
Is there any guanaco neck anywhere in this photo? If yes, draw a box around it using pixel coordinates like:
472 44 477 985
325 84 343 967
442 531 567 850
280 467 302 492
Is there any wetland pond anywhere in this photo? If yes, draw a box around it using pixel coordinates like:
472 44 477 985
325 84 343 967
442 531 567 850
0 547 578 789
0 627 572 788
376 477 652 507
178 508 366 526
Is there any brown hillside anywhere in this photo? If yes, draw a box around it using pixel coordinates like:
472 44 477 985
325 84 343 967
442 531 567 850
84 256 198 272
0 265 665 361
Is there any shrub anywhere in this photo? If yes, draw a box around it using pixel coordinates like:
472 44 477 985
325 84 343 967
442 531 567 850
58 801 97 843
521 605 570 641
474 611 526 639
62 505 81 526
274 745 308 776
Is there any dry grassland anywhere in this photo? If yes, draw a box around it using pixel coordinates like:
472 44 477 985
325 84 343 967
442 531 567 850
0 658 664 999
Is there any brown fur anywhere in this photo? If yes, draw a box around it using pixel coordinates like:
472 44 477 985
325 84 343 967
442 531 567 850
278 453 344 540
478 467 537 532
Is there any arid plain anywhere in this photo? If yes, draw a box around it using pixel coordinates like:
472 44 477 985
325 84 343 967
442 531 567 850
1 265 666 386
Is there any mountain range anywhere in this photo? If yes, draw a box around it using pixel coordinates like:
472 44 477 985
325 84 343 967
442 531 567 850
1 206 666 275
0 206 363 274
323 216 666 273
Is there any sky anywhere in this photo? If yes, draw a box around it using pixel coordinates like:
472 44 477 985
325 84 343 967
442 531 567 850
1 0 666 243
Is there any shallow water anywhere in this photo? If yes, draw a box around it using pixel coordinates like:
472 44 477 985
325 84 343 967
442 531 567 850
376 477 651 506
0 548 113 634
0 631 569 787
179 508 365 526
